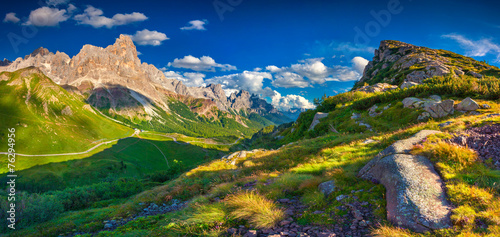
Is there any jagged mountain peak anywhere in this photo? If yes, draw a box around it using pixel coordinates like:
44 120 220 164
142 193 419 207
27 47 51 59
106 34 138 59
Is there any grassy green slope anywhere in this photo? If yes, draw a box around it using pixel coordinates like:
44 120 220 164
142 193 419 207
0 68 133 156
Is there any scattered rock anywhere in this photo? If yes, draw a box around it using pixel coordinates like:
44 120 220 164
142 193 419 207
358 130 452 232
417 112 431 120
449 124 500 169
455 97 480 111
318 180 336 197
336 195 348 202
363 139 376 144
368 104 379 117
351 113 361 120
468 71 483 79
355 83 398 93
482 104 491 109
400 81 420 89
243 230 257 237
438 121 453 127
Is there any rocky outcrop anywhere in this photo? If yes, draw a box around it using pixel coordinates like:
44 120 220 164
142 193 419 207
308 112 329 131
368 104 390 117
358 130 452 232
455 97 480 111
355 40 497 90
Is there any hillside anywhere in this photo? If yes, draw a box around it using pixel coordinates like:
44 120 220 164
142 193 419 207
2 40 500 237
0 67 132 156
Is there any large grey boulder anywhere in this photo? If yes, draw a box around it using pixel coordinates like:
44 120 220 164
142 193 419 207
455 97 480 111
402 97 422 108
308 112 329 131
424 99 455 118
358 130 452 233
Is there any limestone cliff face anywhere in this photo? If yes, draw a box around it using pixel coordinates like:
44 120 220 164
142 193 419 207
1 34 286 123
354 40 499 89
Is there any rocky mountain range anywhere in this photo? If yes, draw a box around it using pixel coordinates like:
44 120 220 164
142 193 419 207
0 35 289 127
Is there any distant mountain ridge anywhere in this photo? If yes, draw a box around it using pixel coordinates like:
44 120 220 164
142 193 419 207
1 35 291 135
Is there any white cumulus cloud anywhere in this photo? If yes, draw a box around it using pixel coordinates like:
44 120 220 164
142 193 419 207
127 29 169 46
74 6 148 28
168 55 237 72
271 91 315 111
180 19 207 30
3 13 20 23
272 72 309 88
206 71 274 97
163 71 207 87
351 56 369 74
443 33 500 62
265 58 362 88
24 7 71 26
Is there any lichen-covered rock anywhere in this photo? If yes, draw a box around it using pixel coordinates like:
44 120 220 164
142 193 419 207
318 180 336 197
355 83 398 93
400 81 420 89
468 71 483 79
418 112 431 120
308 112 329 131
402 97 422 108
358 130 452 233
424 99 455 118
455 97 480 111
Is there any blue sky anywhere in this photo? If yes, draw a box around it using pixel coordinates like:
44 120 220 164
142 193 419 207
1 0 500 111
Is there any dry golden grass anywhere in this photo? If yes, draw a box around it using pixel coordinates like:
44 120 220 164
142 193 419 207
371 225 416 237
225 191 285 228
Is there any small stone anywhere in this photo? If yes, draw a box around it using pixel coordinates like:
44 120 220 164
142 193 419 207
482 104 491 109
244 230 258 237
318 180 336 197
279 198 290 203
280 220 291 226
438 121 452 127
312 210 324 215
336 194 348 201
359 220 368 227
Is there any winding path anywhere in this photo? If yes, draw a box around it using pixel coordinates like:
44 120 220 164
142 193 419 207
0 130 139 157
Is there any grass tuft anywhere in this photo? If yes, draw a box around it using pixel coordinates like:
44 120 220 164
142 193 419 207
225 191 285 228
